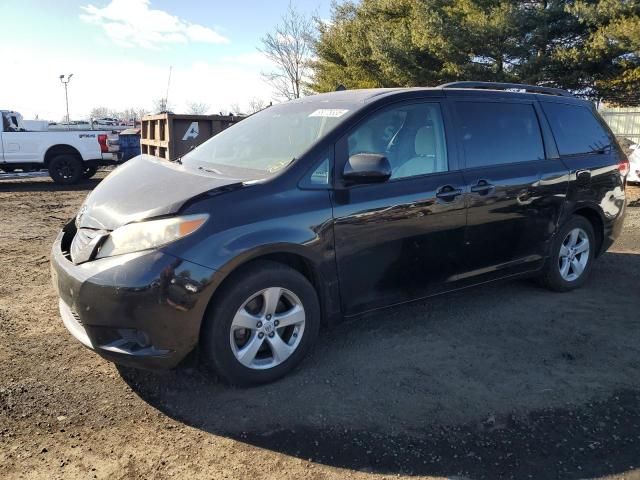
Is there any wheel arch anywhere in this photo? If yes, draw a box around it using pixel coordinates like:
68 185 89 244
570 205 605 257
202 244 338 333
44 144 83 166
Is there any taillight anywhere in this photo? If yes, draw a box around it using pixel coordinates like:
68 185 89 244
619 156 630 177
98 134 108 153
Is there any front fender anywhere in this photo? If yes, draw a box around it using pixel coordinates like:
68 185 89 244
161 186 341 321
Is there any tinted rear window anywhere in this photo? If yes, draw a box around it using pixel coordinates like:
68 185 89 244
454 102 545 168
541 102 611 156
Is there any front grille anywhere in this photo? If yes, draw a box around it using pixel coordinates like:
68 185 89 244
70 308 83 325
70 228 102 263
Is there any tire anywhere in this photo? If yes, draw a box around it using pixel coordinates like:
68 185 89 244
201 260 321 386
48 154 83 185
540 216 596 292
82 166 98 179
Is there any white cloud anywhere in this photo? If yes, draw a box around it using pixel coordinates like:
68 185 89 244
0 46 275 121
80 0 229 49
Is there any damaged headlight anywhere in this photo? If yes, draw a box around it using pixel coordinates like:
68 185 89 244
96 214 208 259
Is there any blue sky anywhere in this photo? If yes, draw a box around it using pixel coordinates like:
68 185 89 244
0 0 332 120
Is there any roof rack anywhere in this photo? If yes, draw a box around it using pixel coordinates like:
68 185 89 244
439 81 574 98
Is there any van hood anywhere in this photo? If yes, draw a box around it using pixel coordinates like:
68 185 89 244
76 155 244 230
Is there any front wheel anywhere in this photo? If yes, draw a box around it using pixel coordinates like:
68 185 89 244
540 216 596 292
200 261 320 386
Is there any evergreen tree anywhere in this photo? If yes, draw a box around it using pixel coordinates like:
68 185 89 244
310 0 640 105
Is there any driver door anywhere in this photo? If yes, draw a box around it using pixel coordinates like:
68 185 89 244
331 101 468 316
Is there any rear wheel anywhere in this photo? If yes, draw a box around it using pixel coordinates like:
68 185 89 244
201 261 320 386
48 155 83 185
540 216 595 292
82 166 98 179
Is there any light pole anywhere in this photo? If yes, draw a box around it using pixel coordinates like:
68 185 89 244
59 74 73 128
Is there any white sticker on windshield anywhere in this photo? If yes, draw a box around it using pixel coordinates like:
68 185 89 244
308 109 349 118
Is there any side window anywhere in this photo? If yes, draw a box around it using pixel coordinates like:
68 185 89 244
347 103 448 179
309 158 330 185
300 155 331 188
541 102 611 156
454 102 545 168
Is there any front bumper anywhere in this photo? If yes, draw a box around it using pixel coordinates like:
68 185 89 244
51 226 218 369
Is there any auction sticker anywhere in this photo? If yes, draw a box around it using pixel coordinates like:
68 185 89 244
308 109 349 118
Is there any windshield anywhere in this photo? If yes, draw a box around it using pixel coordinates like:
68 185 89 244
181 101 356 179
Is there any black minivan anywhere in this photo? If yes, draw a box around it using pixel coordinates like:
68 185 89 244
51 82 629 385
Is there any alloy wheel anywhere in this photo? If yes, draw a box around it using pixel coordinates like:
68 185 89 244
558 227 590 282
229 287 306 370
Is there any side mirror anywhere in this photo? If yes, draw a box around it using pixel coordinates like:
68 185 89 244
343 153 391 184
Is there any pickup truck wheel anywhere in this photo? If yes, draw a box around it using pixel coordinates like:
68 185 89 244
82 166 98 179
48 155 83 185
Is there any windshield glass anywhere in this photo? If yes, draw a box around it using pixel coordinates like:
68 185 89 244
181 101 356 179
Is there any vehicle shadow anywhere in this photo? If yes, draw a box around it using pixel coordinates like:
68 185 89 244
119 251 640 478
0 177 103 192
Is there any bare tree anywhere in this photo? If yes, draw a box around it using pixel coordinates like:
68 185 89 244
119 107 143 122
248 97 268 113
186 101 209 115
153 98 172 113
228 103 242 115
89 106 111 119
259 3 314 100
135 108 149 122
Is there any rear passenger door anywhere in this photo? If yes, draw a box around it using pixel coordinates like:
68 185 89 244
451 98 569 282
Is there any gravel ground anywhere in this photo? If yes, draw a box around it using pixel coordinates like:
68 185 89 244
1 173 639 480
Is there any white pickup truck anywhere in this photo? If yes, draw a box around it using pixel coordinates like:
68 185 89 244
0 110 120 184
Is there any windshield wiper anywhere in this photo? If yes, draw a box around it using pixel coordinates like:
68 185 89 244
173 145 197 164
198 166 223 175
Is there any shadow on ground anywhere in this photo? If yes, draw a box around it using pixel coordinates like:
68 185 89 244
119 253 640 479
0 177 103 192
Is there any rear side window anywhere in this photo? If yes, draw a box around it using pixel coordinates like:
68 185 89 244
541 102 611 156
454 102 545 168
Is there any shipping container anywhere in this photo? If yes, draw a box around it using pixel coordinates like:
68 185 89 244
140 113 243 161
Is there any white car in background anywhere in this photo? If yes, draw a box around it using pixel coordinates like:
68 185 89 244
629 143 640 184
94 117 119 126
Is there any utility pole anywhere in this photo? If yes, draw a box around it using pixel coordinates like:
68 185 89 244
59 74 73 128
164 66 172 112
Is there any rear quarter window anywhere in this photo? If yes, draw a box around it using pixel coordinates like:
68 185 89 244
454 102 545 168
541 102 611 156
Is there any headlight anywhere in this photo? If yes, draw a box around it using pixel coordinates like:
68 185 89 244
96 214 208 259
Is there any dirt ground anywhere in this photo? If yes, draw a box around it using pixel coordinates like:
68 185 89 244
1 173 640 480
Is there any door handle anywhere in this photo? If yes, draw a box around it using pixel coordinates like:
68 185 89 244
470 180 495 195
435 185 463 201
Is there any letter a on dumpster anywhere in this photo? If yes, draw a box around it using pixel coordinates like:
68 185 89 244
182 122 199 141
